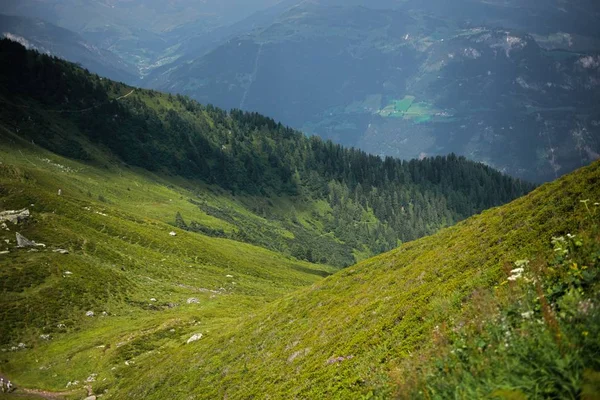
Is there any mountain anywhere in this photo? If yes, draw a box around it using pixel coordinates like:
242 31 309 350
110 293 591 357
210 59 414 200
0 40 598 399
0 14 136 83
0 39 532 267
149 0 600 183
2 0 285 77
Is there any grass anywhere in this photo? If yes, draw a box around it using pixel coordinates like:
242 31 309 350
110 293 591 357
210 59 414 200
0 132 336 398
69 162 599 398
378 96 445 123
1 123 598 398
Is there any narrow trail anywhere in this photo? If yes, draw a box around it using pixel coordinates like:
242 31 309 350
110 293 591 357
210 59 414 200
0 89 135 114
239 44 263 110
0 373 82 399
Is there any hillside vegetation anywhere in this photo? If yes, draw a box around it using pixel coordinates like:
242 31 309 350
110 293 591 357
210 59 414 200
0 39 532 266
106 161 600 400
1 40 597 399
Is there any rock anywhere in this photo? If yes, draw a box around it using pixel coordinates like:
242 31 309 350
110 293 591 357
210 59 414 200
16 232 35 248
0 209 30 224
186 333 203 344
40 334 51 340
53 249 69 254
169 231 177 237
187 297 199 304
86 311 95 317
63 271 73 276
150 298 157 302
226 275 234 278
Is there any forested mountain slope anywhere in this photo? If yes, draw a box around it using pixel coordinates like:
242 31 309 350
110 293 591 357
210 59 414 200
151 0 600 183
0 39 532 266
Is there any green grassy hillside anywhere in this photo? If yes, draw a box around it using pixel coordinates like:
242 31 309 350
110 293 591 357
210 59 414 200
0 129 335 399
0 40 595 399
101 161 600 399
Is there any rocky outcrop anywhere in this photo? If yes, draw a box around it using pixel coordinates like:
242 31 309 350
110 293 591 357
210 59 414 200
0 209 30 224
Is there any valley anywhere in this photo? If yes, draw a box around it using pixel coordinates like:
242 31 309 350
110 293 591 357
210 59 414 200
0 2 599 398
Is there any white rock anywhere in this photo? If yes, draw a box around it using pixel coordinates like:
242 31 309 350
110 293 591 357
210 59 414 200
169 231 177 237
16 232 35 248
0 209 30 224
187 298 199 304
150 298 157 302
226 275 234 278
86 311 95 317
53 249 69 254
40 334 51 340
186 333 203 344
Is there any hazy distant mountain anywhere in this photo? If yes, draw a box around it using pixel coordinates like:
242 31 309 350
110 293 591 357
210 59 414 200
148 0 600 182
2 0 285 76
0 14 136 82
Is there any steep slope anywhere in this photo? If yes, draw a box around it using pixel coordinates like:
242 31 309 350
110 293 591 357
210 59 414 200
0 39 532 266
0 127 334 400
105 161 600 399
151 0 600 182
0 14 136 83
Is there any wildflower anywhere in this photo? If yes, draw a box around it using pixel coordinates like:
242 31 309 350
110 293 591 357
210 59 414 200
521 311 534 319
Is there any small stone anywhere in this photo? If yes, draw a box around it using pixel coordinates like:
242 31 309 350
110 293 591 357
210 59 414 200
150 298 157 302
186 333 203 344
53 249 69 254
169 231 177 237
86 311 95 317
226 275 234 278
40 334 51 340
187 298 199 304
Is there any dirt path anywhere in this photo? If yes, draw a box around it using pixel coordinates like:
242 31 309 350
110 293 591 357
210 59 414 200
0 373 83 399
0 89 135 114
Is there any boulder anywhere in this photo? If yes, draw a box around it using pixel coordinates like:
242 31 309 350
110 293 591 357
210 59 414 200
16 232 35 248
